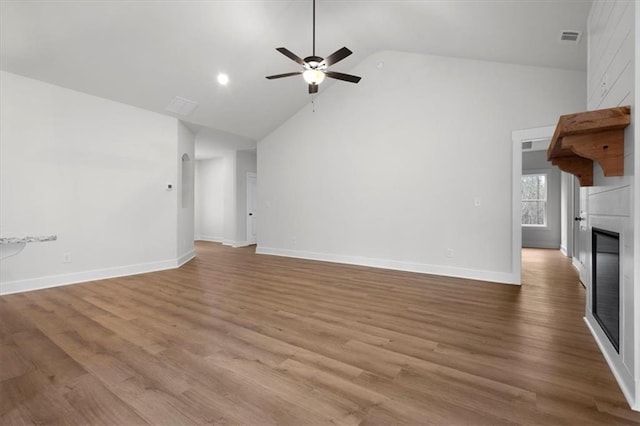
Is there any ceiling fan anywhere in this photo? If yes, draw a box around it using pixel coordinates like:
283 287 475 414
265 0 361 94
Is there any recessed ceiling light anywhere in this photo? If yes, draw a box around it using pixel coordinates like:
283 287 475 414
217 73 229 85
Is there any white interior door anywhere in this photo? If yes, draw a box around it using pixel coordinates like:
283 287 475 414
246 173 257 245
573 177 588 285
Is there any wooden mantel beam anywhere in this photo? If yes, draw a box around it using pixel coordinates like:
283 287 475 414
547 106 630 186
550 156 593 187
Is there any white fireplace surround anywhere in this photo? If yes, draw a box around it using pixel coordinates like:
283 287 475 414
586 213 636 409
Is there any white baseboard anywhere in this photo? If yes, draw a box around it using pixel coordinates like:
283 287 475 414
559 245 568 256
522 241 561 249
177 249 195 267
256 246 519 285
219 239 254 248
571 257 587 287
196 235 223 243
584 316 638 412
196 238 251 249
0 256 191 296
572 257 580 269
232 240 255 248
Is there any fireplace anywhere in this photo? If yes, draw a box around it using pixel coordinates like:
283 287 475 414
592 227 620 352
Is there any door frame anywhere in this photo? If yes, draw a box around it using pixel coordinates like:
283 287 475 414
511 125 555 284
246 172 257 245
572 178 588 285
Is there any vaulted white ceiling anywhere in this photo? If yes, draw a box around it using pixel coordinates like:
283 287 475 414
1 0 591 142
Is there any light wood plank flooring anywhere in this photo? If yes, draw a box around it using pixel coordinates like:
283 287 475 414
2 243 639 425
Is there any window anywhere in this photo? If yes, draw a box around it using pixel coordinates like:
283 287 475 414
521 173 547 226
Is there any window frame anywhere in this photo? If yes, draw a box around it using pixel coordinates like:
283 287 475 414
521 172 548 228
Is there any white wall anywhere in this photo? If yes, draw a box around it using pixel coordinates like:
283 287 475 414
222 151 237 245
257 50 586 284
177 121 195 263
0 71 185 294
522 150 561 249
194 158 225 241
585 0 638 411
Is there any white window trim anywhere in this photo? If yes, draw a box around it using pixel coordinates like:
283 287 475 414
521 171 548 228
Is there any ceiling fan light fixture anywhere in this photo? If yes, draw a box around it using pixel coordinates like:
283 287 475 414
303 69 325 85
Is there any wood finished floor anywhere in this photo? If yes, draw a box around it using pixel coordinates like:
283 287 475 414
2 243 639 425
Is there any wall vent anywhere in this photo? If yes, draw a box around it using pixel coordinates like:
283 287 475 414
522 141 533 150
559 30 582 45
166 96 199 117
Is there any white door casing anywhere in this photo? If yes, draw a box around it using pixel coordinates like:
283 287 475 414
511 125 556 285
573 178 589 285
246 172 257 245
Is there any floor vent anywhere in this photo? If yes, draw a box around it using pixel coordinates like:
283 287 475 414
559 30 582 45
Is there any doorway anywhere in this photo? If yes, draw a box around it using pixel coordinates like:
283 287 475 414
512 126 584 286
511 125 555 284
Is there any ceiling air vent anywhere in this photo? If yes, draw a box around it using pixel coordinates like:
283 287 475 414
165 96 199 117
559 30 582 45
522 141 533 150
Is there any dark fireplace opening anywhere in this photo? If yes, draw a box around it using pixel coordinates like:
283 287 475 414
592 227 620 352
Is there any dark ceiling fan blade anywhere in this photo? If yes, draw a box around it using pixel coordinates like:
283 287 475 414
265 71 302 80
323 47 352 66
308 84 318 94
325 71 361 84
276 47 306 66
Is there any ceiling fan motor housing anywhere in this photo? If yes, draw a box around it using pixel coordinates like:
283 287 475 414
304 56 325 69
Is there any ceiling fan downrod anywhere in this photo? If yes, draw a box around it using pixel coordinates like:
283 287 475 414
312 0 316 56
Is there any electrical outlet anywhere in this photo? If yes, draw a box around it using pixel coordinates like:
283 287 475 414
600 74 607 97
474 197 481 207
63 253 72 263
446 248 454 258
